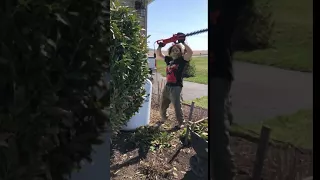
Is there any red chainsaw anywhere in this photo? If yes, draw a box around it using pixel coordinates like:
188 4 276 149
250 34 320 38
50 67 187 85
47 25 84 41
153 28 208 57
155 28 208 46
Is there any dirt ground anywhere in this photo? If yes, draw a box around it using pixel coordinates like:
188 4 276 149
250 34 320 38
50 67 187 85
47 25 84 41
110 104 313 180
231 137 313 180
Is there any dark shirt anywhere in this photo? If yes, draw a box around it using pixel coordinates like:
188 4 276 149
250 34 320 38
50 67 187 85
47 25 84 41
209 0 247 81
164 56 187 87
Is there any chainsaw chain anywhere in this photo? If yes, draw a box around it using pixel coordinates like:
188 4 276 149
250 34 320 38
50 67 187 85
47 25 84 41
185 28 208 37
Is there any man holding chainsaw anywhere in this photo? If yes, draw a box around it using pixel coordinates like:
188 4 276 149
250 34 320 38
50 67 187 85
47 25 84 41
156 33 193 129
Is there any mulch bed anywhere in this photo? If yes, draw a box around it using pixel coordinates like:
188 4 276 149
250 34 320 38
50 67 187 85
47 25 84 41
110 104 207 180
110 103 313 180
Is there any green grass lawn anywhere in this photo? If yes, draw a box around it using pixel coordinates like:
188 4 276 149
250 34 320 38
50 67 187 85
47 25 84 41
234 0 313 72
187 96 313 149
184 96 208 109
231 109 313 149
156 57 208 84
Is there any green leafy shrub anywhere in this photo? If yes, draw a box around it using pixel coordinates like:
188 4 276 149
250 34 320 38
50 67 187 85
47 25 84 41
181 119 208 142
183 60 196 78
0 0 109 179
232 0 275 51
122 126 173 152
109 0 149 132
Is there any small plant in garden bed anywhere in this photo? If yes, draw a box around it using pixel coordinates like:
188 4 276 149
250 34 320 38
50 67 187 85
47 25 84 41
150 131 174 152
180 119 208 142
114 126 174 153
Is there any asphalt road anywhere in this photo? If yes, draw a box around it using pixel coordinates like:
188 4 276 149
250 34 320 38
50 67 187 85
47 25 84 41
231 61 313 124
153 61 313 124
152 73 208 101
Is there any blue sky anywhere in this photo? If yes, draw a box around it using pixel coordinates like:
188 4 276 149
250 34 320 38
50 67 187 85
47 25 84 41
147 0 208 50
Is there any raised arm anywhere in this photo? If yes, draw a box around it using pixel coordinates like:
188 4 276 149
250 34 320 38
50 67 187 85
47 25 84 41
182 42 193 61
156 44 165 60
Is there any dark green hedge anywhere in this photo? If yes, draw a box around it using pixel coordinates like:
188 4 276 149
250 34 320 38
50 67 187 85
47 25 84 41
109 0 149 132
0 0 110 179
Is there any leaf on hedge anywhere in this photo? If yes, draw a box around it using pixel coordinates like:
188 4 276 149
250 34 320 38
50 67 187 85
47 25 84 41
46 39 56 50
52 134 60 147
15 166 29 177
0 140 8 147
65 72 85 80
69 142 91 153
0 57 9 64
1 43 12 60
45 167 53 180
55 13 70 26
68 12 79 16
41 48 49 58
62 117 73 127
75 133 98 142
43 107 72 118
46 127 60 134
110 28 116 39
39 136 56 151
0 133 14 142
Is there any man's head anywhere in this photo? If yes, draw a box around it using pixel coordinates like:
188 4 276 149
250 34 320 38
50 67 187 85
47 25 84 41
168 44 184 59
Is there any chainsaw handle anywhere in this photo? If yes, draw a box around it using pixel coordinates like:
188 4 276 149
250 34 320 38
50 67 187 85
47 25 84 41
156 35 178 45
